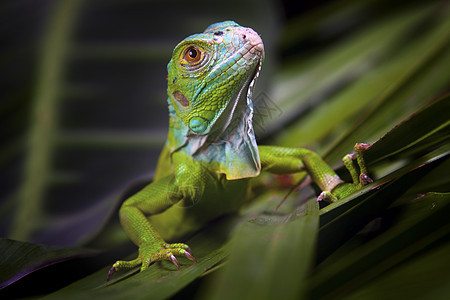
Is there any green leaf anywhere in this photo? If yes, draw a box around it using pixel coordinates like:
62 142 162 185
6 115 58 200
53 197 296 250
203 199 319 300
320 93 450 225
363 94 450 165
345 229 450 299
43 214 235 300
267 1 449 156
10 0 84 241
318 145 449 263
315 193 450 299
324 12 450 161
0 239 97 290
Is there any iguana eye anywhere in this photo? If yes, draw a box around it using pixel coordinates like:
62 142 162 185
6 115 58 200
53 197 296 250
183 46 202 63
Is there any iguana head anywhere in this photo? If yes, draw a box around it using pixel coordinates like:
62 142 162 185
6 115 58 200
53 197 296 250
166 21 264 179
167 20 264 135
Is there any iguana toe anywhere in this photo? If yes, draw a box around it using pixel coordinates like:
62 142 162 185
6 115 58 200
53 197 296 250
107 266 116 281
168 253 180 270
108 257 142 281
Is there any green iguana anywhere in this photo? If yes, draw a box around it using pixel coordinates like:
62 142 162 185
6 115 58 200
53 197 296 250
108 21 372 280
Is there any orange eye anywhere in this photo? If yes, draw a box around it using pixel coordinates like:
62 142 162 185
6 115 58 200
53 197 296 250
184 46 202 63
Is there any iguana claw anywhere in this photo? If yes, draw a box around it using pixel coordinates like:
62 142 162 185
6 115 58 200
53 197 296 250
360 173 373 185
183 250 197 262
169 253 180 270
107 266 116 281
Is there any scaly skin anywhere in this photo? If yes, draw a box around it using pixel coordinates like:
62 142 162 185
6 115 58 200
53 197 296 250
108 21 372 280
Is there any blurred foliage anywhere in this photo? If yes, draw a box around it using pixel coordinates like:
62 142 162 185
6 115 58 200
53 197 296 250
0 0 449 299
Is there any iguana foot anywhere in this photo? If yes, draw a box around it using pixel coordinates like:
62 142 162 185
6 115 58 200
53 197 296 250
107 242 196 281
317 143 373 203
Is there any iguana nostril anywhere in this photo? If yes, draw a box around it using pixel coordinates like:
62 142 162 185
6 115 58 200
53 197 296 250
237 27 264 53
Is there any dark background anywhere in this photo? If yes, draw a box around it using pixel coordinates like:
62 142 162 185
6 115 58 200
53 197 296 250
1 0 448 297
1 0 366 245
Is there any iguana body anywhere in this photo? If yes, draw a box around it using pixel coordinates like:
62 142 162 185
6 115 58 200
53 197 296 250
108 21 371 280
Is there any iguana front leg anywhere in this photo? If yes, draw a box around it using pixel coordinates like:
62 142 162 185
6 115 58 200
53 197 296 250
108 174 197 280
259 143 372 202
